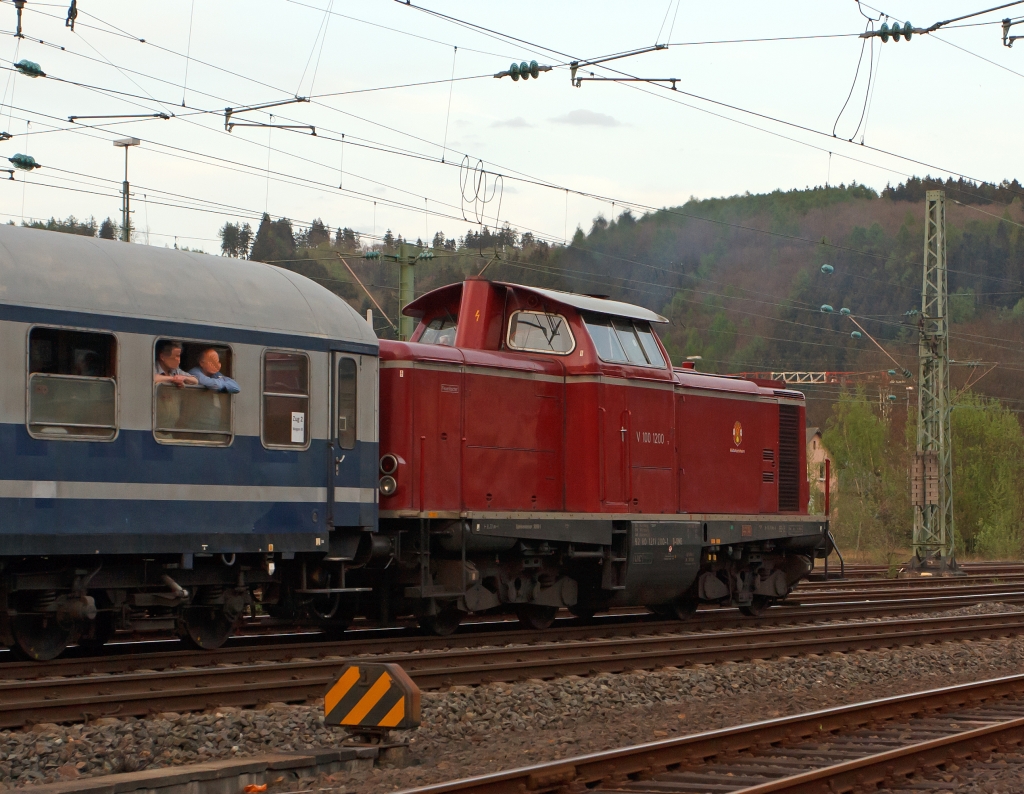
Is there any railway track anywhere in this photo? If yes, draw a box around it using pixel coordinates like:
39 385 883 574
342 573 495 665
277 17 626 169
4 567 1019 669
4 605 1024 730
5 587 1024 680
400 672 1024 794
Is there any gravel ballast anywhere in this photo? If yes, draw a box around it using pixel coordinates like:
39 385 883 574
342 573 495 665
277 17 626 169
1 603 1023 792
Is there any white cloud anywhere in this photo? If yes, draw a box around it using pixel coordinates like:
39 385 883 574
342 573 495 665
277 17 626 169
492 116 533 128
550 109 622 127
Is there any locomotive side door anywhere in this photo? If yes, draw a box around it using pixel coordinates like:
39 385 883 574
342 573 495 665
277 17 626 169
330 353 374 528
599 379 630 508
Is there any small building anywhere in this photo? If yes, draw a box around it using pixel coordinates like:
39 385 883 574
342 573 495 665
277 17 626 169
806 427 837 509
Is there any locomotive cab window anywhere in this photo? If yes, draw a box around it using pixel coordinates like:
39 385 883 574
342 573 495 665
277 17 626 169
262 351 310 448
507 310 574 355
153 340 234 446
419 315 457 346
583 314 666 368
28 327 117 440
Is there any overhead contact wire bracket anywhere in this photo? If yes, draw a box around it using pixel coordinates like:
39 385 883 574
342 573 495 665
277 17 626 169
224 96 314 134
568 44 677 88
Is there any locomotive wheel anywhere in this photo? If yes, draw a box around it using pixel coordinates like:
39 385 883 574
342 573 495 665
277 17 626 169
180 589 239 650
646 604 674 619
739 595 774 617
418 605 462 636
568 605 596 620
517 604 557 630
671 597 699 620
318 616 352 640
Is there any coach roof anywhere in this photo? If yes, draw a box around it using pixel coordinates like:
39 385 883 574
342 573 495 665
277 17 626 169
0 225 375 345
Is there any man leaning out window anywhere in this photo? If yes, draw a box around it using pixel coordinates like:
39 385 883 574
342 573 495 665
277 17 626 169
189 348 240 394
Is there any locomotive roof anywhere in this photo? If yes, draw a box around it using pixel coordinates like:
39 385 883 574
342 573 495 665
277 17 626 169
403 279 668 324
0 225 376 346
500 283 668 323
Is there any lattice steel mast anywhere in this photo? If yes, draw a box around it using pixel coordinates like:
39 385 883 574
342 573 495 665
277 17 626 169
911 190 956 570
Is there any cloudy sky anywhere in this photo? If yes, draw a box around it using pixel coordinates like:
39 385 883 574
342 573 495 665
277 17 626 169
0 1 1020 250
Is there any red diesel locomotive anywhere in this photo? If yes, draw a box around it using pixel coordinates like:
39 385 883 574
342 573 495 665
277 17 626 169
364 278 830 634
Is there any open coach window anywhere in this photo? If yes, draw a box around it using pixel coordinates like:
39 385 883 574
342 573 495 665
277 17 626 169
154 340 234 445
507 310 574 354
583 314 666 368
262 351 310 448
28 327 117 439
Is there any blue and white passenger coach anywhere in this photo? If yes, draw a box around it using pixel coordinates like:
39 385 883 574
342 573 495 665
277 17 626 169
0 225 381 659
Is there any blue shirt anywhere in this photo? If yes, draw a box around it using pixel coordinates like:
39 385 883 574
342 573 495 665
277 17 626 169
188 367 240 394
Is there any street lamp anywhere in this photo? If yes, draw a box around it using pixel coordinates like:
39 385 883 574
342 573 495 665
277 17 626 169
113 137 140 242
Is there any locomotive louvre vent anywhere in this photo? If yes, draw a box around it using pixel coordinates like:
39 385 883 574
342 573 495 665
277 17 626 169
762 449 774 461
777 405 800 511
762 471 775 482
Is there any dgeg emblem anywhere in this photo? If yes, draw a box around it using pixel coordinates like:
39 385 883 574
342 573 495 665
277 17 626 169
732 421 743 447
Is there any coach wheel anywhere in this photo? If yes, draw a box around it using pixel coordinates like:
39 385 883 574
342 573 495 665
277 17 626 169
568 605 596 620
76 612 115 653
646 604 674 619
9 593 76 661
516 604 557 631
76 593 116 653
419 604 462 636
180 588 238 650
739 595 774 618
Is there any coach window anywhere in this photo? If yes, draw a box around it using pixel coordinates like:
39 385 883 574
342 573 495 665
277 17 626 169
507 310 574 354
262 351 310 448
28 327 117 440
154 340 233 446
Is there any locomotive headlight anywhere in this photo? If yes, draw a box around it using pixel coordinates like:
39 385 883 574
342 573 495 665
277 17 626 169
379 474 397 496
380 454 399 475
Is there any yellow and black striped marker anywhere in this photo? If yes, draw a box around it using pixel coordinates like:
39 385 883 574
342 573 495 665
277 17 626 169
324 663 421 730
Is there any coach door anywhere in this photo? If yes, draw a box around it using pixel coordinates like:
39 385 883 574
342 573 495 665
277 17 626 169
330 353 362 528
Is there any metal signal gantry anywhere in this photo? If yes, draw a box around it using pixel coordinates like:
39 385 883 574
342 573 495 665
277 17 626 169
365 244 434 340
910 190 957 573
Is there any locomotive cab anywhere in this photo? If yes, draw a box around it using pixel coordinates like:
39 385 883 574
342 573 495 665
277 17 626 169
372 279 829 634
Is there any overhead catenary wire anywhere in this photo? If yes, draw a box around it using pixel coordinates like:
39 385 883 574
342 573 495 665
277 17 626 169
12 1 1006 267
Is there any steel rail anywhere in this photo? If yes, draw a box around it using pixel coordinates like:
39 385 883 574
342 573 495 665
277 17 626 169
730 718 1024 793
787 581 1024 603
397 673 1024 794
3 609 1024 729
797 571 1024 589
5 588 1024 681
